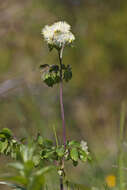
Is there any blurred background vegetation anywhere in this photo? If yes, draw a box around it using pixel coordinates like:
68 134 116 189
0 0 127 189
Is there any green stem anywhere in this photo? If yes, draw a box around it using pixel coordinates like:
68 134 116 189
53 125 59 148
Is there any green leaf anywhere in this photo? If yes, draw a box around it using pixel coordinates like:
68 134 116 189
44 76 54 87
0 181 26 190
70 147 79 161
0 134 6 139
33 155 40 166
54 75 60 83
37 136 43 145
73 160 78 167
41 64 61 87
0 128 12 138
24 161 34 172
79 150 87 162
0 176 27 186
68 140 80 147
20 145 34 162
27 166 54 190
56 147 65 157
0 141 3 152
43 139 53 148
5 145 11 155
11 151 17 159
34 166 54 176
87 155 92 162
27 175 45 190
12 139 17 144
0 140 8 153
20 138 26 143
49 64 59 72
40 64 49 69
8 162 24 170
43 150 55 159
63 65 72 82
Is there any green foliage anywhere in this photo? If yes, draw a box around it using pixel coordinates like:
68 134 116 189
0 128 12 138
40 64 60 87
63 65 72 82
70 147 78 162
0 128 20 159
40 64 72 87
0 128 91 177
0 141 54 190
0 181 26 190
0 130 91 189
35 135 91 169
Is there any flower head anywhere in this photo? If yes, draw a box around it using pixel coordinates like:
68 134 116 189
51 21 71 33
105 175 116 188
80 140 89 155
41 21 75 49
41 25 54 45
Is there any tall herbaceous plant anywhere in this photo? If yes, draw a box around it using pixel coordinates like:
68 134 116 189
0 21 91 190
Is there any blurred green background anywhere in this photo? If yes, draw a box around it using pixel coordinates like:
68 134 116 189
0 0 127 188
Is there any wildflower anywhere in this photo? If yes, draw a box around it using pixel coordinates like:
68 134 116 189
105 175 116 188
41 21 75 49
41 25 54 45
52 21 71 33
80 140 89 155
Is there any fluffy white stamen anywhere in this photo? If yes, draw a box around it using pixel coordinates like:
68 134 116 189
41 21 75 49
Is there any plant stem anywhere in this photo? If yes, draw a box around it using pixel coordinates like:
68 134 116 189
60 177 64 190
58 46 66 190
52 125 59 148
58 46 66 148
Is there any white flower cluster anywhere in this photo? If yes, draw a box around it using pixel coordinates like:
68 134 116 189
80 140 89 155
41 21 75 49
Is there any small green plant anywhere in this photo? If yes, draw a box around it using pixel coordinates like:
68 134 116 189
0 139 54 190
0 128 91 190
0 21 91 190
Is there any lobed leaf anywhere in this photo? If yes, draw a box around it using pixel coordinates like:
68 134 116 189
70 147 79 162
